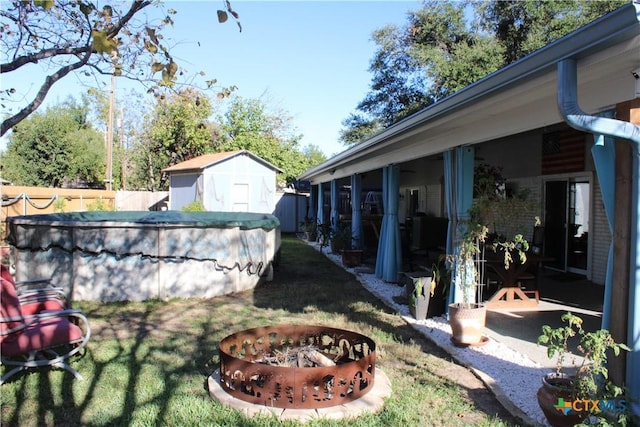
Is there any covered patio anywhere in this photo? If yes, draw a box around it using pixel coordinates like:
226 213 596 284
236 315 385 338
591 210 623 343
299 2 640 417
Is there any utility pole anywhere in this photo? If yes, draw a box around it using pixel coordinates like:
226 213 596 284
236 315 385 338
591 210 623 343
105 73 116 191
119 107 126 190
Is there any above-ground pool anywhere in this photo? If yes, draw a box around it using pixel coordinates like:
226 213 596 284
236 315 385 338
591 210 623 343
7 211 280 302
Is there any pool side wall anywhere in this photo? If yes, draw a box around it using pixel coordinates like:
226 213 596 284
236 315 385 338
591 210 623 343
11 222 280 302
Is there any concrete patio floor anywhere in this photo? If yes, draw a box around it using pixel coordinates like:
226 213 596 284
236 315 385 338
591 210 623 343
486 278 604 369
484 270 605 370
486 271 604 368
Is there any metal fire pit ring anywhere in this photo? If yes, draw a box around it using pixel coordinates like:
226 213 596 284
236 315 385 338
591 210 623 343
218 324 376 409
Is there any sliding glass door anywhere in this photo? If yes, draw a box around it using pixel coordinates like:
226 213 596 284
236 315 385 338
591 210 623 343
544 177 590 275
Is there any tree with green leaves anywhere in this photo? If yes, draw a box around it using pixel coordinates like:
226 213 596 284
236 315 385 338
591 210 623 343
476 0 627 65
2 99 105 187
127 93 325 191
128 88 214 191
339 113 383 145
0 0 240 136
301 144 327 171
340 0 626 145
215 96 324 185
341 1 496 144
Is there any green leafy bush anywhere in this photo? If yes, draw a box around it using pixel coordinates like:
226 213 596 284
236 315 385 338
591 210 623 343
181 201 205 212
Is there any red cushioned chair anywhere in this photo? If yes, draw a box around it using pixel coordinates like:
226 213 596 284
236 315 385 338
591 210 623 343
0 265 67 315
0 277 91 384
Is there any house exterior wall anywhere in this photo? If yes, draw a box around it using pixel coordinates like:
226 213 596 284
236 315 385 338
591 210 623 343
498 176 542 240
392 128 609 285
480 130 608 285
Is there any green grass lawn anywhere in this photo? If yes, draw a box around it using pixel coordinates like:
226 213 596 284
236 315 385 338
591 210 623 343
1 236 519 426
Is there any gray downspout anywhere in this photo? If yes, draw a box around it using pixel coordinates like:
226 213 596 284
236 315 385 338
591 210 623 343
558 58 640 417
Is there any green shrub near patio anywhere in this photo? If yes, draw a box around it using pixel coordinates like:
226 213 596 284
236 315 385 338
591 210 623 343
1 236 517 427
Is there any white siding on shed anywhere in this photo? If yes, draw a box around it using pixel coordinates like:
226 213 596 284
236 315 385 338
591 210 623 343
169 174 199 210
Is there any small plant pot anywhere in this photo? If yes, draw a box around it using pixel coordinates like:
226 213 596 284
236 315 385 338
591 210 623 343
410 293 430 320
405 274 434 320
537 373 585 427
341 249 363 267
448 302 486 345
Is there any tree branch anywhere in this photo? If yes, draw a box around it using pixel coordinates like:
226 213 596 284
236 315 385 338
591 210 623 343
1 50 92 136
107 1 152 39
1 46 90 73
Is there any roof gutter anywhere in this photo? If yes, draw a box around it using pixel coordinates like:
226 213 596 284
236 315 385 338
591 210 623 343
557 54 640 417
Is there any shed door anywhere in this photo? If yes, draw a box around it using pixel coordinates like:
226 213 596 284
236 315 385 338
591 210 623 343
232 183 249 212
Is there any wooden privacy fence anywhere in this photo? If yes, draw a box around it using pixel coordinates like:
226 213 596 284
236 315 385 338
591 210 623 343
2 186 115 215
0 186 168 240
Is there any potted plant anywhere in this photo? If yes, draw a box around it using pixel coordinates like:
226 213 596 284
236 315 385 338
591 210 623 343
536 312 630 427
300 217 318 241
490 233 529 270
447 220 489 346
341 245 363 268
405 258 448 320
329 222 350 254
330 222 363 267
407 272 431 320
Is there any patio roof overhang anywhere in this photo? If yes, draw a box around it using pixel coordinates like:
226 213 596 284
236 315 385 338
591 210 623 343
299 3 640 184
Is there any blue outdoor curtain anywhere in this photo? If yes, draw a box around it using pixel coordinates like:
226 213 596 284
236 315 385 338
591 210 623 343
445 147 476 306
375 168 389 278
316 183 324 226
375 165 401 282
351 174 363 249
591 110 616 330
330 179 339 233
444 150 456 307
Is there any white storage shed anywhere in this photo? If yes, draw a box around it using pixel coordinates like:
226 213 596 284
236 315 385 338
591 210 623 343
163 150 282 213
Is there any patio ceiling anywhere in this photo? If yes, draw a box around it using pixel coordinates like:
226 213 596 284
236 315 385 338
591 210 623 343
300 3 640 184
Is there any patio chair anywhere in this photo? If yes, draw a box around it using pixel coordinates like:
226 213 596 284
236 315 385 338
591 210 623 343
0 277 91 384
0 265 67 315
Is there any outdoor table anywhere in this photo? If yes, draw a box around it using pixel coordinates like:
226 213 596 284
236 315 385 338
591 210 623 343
484 253 553 309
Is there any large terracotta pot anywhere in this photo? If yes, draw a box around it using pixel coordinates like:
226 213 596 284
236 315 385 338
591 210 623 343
448 302 486 345
536 373 585 427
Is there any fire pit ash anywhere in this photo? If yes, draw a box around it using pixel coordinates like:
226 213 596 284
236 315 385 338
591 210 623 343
218 325 377 409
